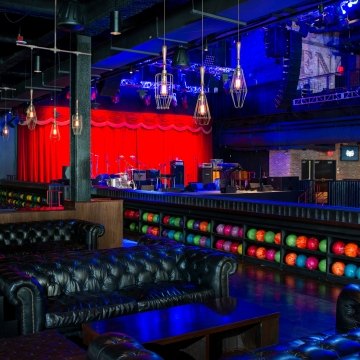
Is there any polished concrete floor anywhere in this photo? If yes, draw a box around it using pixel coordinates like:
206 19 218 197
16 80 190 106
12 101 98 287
124 239 344 345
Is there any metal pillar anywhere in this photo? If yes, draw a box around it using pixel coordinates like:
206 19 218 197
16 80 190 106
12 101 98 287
70 35 91 201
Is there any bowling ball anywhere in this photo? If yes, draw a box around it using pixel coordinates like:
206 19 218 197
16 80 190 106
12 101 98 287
223 240 232 252
129 222 137 232
231 226 240 238
274 232 282 245
285 252 297 266
318 259 327 272
247 228 257 240
295 254 307 268
246 245 257 257
169 217 176 226
319 239 327 253
124 209 131 218
265 248 276 261
174 217 181 227
152 214 160 223
141 224 148 234
142 212 148 221
345 263 357 278
256 230 266 242
331 241 345 255
307 237 319 251
147 213 154 222
167 230 175 239
237 227 244 238
186 233 195 244
186 219 195 229
296 235 308 249
331 261 345 276
200 221 209 232
237 243 243 255
162 229 169 237
264 231 275 243
255 246 267 259
199 236 208 247
193 220 201 230
216 224 225 235
175 231 184 241
223 225 233 236
193 234 201 246
162 215 171 225
133 210 140 219
230 242 240 253
305 256 319 271
285 234 297 247
215 239 225 250
344 243 358 258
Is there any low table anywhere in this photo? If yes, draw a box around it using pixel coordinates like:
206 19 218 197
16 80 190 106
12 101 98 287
83 298 279 359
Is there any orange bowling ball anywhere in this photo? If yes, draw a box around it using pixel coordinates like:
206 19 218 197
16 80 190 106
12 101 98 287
274 232 282 245
331 261 345 276
256 229 266 242
255 246 267 259
344 243 358 258
296 235 308 249
285 252 297 266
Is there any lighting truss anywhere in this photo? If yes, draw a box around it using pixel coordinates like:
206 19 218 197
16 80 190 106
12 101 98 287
293 89 360 106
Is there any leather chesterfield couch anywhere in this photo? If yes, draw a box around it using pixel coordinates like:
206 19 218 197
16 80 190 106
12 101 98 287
0 242 237 335
239 283 360 359
0 219 105 259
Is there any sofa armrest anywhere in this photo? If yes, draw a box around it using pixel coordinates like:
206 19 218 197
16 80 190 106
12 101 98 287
179 247 238 298
72 219 105 250
0 264 45 334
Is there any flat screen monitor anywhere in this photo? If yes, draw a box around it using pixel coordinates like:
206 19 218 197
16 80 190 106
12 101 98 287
340 145 359 161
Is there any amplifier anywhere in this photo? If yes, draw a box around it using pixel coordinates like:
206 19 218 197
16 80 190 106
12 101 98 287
133 170 146 181
201 163 212 168
170 160 184 166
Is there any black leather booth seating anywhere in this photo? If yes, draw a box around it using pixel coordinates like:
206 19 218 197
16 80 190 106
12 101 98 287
0 219 105 259
0 243 237 335
239 283 360 359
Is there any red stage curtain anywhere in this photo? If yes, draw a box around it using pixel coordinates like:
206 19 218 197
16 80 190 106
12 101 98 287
17 107 212 184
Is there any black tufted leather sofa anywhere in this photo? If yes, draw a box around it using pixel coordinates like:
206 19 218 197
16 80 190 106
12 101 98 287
0 219 105 259
238 283 360 359
0 243 237 335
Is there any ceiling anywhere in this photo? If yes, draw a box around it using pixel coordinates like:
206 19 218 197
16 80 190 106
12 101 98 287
0 0 359 114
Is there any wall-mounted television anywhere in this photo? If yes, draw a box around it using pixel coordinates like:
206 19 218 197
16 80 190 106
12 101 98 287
340 145 359 161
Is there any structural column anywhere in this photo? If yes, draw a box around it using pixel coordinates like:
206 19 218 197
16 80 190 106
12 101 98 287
70 35 91 201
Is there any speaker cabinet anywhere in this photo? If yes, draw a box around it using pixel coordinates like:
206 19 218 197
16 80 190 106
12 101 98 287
170 160 184 187
198 167 213 185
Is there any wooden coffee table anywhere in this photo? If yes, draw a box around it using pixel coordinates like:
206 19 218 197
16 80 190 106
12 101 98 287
83 297 279 359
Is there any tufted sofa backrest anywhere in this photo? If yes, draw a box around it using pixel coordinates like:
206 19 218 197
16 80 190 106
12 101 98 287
14 245 187 297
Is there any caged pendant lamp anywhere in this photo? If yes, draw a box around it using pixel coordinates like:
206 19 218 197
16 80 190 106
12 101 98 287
229 0 247 109
72 99 83 135
26 50 38 130
155 0 173 110
194 0 211 126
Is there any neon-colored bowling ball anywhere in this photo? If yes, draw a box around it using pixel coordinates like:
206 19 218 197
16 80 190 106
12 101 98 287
133 210 140 219
256 230 266 242
129 222 137 232
193 234 201 245
305 256 319 271
230 242 240 253
247 228 257 240
237 227 244 238
285 234 297 247
216 224 225 235
264 231 275 243
186 219 195 229
274 232 282 245
331 261 345 276
295 254 307 268
186 233 195 244
167 230 175 239
345 263 357 278
162 229 168 237
296 235 308 249
332 240 345 255
223 225 233 236
274 251 281 263
199 236 208 247
237 243 243 255
174 231 182 241
215 239 225 250
307 237 319 251
193 220 201 230
169 217 176 226
141 224 148 234
147 213 154 222
319 239 327 253
199 221 209 232
344 243 358 258
142 212 148 221
174 217 182 227
318 259 327 272
256 246 267 259
247 245 257 257
162 215 170 225
265 248 276 261
231 226 240 238
223 240 232 252
285 252 297 266
124 209 131 218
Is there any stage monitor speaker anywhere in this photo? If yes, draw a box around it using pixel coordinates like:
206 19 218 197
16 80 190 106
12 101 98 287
170 160 184 187
141 185 154 191
198 167 212 184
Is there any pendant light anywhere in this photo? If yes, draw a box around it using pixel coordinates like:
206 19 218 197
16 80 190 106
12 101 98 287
72 99 83 135
230 0 247 109
26 49 37 130
155 0 173 110
194 0 211 126
2 94 9 139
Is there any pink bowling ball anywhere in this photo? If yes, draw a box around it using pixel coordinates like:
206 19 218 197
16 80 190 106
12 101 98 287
231 226 240 238
216 224 225 235
223 225 233 236
266 248 276 261
215 239 225 250
306 256 319 271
